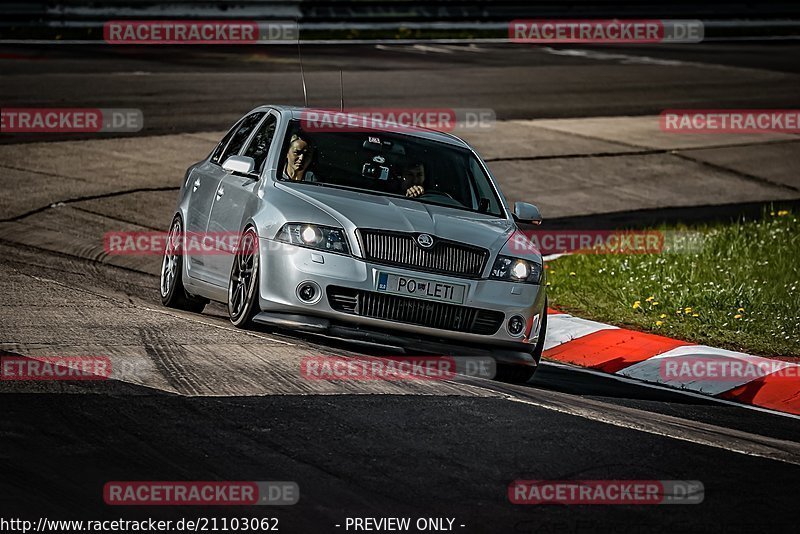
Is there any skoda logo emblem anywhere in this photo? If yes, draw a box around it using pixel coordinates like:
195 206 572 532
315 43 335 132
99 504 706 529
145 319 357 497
416 234 434 248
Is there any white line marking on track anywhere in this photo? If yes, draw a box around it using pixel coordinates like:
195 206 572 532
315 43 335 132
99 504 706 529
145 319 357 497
454 371 800 466
506 393 800 465
540 46 779 74
543 360 800 421
412 44 455 54
375 43 488 55
542 46 688 66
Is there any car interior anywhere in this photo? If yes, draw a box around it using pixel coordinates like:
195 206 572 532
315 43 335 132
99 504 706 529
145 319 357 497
277 121 503 216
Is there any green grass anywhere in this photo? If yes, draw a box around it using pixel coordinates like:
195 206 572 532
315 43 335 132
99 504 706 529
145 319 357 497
545 210 800 358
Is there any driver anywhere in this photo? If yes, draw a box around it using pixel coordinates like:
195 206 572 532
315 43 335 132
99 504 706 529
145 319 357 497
283 133 317 182
401 162 425 198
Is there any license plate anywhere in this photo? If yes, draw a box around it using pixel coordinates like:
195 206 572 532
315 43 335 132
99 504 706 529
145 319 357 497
376 272 466 305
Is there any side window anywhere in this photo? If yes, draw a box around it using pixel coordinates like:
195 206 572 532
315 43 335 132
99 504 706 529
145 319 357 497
217 112 265 165
243 114 278 173
469 158 502 216
210 119 243 164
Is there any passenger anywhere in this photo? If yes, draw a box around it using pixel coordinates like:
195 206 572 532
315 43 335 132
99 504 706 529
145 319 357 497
401 162 425 197
284 133 317 182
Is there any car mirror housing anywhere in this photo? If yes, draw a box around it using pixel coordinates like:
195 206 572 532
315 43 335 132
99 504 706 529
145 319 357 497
222 155 257 177
513 202 542 225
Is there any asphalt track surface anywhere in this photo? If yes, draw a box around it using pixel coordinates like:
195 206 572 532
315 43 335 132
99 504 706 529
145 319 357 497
2 41 800 141
2 43 800 533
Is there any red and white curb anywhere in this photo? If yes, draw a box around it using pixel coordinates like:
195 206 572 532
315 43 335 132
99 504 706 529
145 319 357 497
543 309 800 416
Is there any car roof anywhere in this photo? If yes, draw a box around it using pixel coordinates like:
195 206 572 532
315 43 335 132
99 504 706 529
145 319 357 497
250 105 472 149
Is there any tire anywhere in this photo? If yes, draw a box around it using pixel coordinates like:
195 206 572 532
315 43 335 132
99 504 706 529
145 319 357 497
228 227 261 328
160 215 208 313
495 363 537 384
495 305 548 384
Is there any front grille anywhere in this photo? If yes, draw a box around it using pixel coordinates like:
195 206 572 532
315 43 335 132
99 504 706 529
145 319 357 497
359 229 488 278
327 286 504 335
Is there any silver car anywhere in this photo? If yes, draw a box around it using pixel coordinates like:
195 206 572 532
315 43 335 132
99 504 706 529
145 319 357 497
160 105 547 382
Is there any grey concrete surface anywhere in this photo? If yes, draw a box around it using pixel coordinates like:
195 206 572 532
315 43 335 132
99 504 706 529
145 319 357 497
531 115 800 151
684 141 800 191
0 134 213 220
458 120 632 159
491 150 795 217
2 117 797 224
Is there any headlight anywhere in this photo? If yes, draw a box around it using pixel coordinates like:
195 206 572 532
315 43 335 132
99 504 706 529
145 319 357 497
276 223 350 254
490 255 542 284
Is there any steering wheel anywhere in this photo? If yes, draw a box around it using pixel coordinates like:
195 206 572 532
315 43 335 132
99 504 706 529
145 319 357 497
418 190 456 201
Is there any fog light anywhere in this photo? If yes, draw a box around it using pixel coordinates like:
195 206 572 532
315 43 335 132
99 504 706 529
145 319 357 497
507 315 525 336
297 281 321 303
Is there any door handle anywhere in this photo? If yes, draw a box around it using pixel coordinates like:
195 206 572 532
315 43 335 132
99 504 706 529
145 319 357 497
216 187 225 199
192 178 201 192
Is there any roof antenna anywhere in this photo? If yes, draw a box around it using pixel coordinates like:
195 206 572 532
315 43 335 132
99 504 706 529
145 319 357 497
339 70 344 112
296 26 308 107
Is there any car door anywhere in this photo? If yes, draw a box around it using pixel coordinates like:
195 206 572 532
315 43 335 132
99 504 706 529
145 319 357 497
204 111 277 286
183 118 244 282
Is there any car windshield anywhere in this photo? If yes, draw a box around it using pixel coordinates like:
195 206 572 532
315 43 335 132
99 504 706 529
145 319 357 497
277 120 505 217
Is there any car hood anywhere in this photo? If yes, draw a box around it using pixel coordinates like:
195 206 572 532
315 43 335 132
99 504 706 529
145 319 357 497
275 182 518 254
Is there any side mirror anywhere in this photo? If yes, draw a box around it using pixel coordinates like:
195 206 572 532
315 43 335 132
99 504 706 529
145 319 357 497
513 202 542 225
222 155 257 177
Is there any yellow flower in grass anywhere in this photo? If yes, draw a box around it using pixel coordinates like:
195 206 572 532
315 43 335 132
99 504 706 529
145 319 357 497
692 313 699 317
777 210 790 216
684 307 692 313
675 309 682 315
655 321 664 327
569 271 576 277
645 296 655 302
651 301 659 306
660 314 667 319
734 314 743 319
632 301 641 310
737 307 745 313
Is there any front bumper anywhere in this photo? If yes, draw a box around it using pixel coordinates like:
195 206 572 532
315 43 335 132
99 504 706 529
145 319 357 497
258 239 546 353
